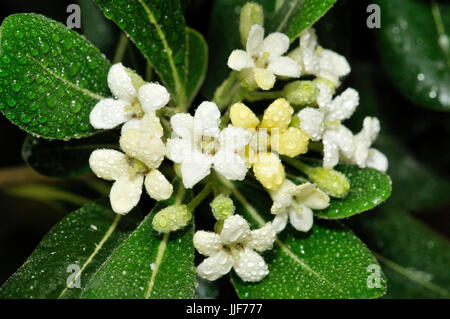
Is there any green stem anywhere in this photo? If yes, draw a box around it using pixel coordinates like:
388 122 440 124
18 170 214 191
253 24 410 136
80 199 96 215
113 33 129 64
214 71 243 111
145 62 153 82
281 156 313 174
244 90 283 102
186 183 213 213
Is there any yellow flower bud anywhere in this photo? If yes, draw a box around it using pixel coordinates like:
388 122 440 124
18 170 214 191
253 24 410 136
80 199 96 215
306 167 350 198
152 204 192 233
253 152 285 190
283 81 318 106
239 2 264 47
210 194 235 220
230 102 260 129
254 68 276 91
277 127 310 157
260 98 293 131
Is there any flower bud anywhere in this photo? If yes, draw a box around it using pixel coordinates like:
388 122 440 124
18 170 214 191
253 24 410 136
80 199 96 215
260 98 293 131
253 152 285 191
210 194 235 221
283 81 317 107
125 67 146 91
152 204 192 233
239 2 264 47
305 167 350 198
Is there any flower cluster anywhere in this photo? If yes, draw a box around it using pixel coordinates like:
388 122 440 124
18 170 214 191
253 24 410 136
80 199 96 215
87 3 388 283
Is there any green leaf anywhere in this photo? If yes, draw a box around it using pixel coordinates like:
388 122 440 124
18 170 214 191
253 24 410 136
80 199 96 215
267 0 337 41
350 209 450 298
0 14 111 140
218 178 386 299
0 199 141 299
22 131 119 179
375 0 450 111
185 27 208 106
94 0 189 108
314 164 391 219
82 179 196 298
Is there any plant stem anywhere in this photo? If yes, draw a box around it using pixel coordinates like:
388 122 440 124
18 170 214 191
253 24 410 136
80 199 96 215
281 156 312 174
186 183 212 213
214 71 243 111
145 62 153 81
244 90 283 102
113 33 129 64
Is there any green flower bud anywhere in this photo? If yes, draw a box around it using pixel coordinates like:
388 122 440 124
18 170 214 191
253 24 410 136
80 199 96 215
305 167 350 198
289 115 300 128
152 204 192 233
210 194 235 221
125 67 146 91
283 81 317 107
239 2 264 47
239 68 258 90
173 163 182 178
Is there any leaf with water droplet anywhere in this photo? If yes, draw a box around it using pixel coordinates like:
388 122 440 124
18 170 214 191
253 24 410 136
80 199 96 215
375 0 450 111
0 199 141 298
0 14 111 140
221 179 386 298
82 179 196 299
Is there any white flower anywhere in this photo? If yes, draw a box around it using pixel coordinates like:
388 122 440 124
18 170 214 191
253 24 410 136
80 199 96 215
298 87 359 168
269 181 329 233
89 63 170 129
344 117 388 172
227 24 301 90
89 113 172 214
288 28 350 86
194 215 276 282
166 101 251 188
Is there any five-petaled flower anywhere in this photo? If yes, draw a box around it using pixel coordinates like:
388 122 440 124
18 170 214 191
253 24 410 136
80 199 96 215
227 24 301 90
297 86 359 169
194 214 276 282
89 113 172 214
90 63 170 129
269 180 330 233
166 101 252 189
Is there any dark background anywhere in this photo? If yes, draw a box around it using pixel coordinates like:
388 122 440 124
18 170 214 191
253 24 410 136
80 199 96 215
0 0 449 294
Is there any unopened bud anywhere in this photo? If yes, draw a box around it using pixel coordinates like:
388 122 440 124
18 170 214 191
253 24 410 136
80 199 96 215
152 204 192 233
239 68 258 90
210 194 235 220
305 167 350 198
239 2 264 47
283 81 317 107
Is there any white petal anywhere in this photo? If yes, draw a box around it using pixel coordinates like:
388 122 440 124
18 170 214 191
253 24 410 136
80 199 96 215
316 82 333 108
262 32 290 57
180 151 212 188
170 113 194 140
227 50 255 71
120 129 165 169
367 148 388 172
359 117 380 144
324 125 355 159
193 231 223 257
121 118 142 134
138 83 170 113
246 24 264 56
326 88 359 122
220 214 250 245
289 205 313 232
298 107 325 141
319 49 350 78
267 56 301 77
89 149 128 181
218 125 251 152
89 99 131 129
110 174 144 215
246 223 276 252
213 149 248 181
194 101 221 138
300 28 318 52
322 134 339 169
196 250 233 281
233 248 269 282
107 63 137 102
292 182 330 210
272 213 288 233
144 170 173 201
166 138 192 163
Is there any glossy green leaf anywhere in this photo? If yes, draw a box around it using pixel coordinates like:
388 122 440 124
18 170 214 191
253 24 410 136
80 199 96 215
0 199 141 299
0 14 111 140
267 0 337 41
185 28 208 106
351 209 450 298
219 178 386 299
94 0 190 108
375 0 450 111
22 131 119 179
82 179 196 298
